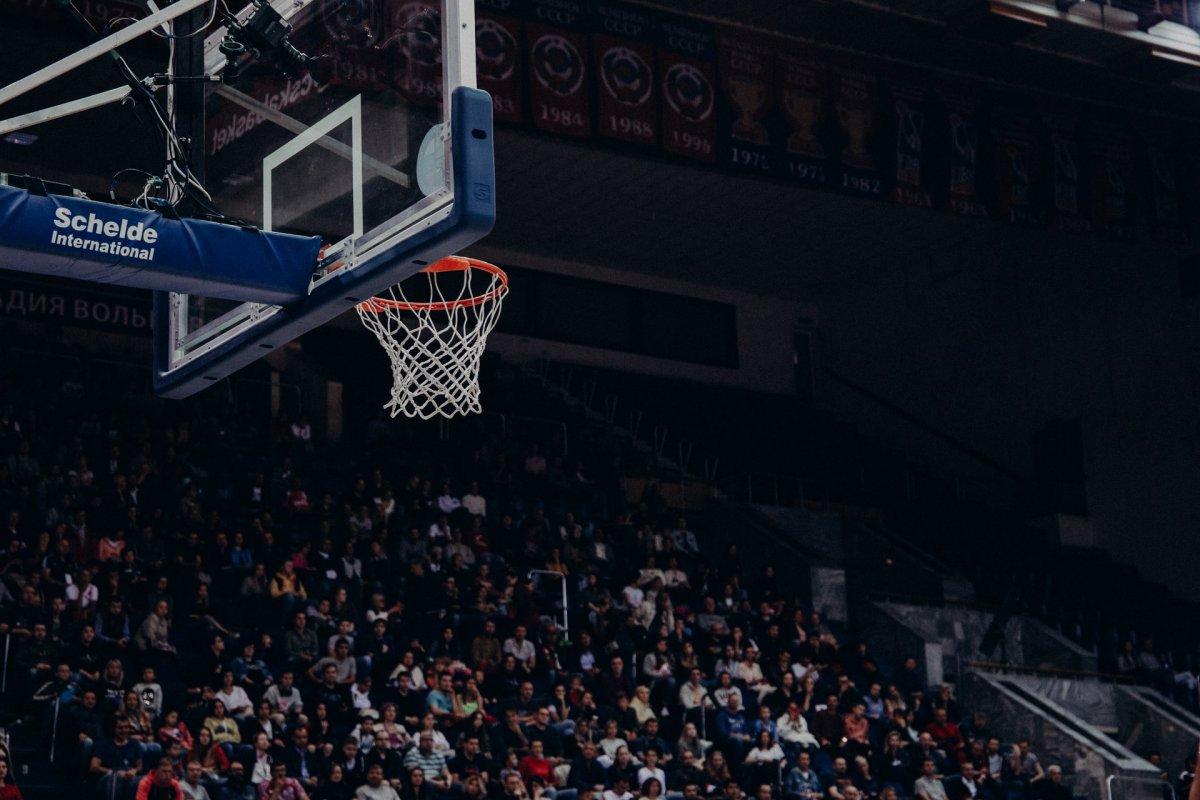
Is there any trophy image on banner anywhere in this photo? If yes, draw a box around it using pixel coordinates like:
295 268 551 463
894 98 923 187
1052 136 1079 214
838 105 873 168
1005 145 1030 207
782 87 824 157
949 112 977 197
726 76 769 145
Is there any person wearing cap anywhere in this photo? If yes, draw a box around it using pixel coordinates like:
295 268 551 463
404 733 451 792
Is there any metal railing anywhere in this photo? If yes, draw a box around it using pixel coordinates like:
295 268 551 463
1107 773 1176 800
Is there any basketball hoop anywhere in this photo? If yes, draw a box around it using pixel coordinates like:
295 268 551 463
357 256 508 420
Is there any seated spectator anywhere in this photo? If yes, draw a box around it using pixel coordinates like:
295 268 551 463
137 758 184 800
90 718 144 800
0 761 22 800
913 759 947 800
259 762 310 800
783 752 823 800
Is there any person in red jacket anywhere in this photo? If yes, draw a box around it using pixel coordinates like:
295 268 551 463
0 759 23 800
517 739 558 789
924 708 965 763
136 759 184 800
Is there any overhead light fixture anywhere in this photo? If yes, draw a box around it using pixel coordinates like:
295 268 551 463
1150 48 1200 68
1 132 37 146
988 1 1049 26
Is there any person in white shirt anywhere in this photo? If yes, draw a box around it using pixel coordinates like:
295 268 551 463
437 484 461 515
598 719 628 765
712 673 743 710
461 483 487 516
503 626 537 668
739 649 772 702
351 676 374 711
66 568 100 612
263 671 303 723
249 732 275 786
636 749 667 789
662 557 689 589
215 671 253 718
679 670 713 711
777 703 819 753
603 777 634 800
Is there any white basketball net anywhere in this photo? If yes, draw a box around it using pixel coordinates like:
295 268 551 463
357 258 507 420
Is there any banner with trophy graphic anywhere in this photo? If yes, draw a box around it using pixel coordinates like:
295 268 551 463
775 45 830 188
391 0 444 106
1139 122 1183 242
525 0 592 137
476 0 525 123
591 2 658 147
1159 0 1189 23
1044 108 1090 234
885 72 933 208
991 104 1047 227
657 14 718 163
716 28 775 174
1086 115 1137 242
830 59 884 198
941 87 989 218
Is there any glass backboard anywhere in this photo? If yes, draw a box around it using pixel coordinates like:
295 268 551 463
154 0 494 398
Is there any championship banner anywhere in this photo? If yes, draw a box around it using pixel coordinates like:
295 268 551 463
591 2 657 147
525 0 592 138
716 28 775 174
656 14 717 163
885 72 932 208
775 45 829 188
991 105 1047 227
476 0 525 123
391 0 444 106
941 88 988 217
1138 122 1182 242
1044 108 1090 233
309 1 392 93
1086 115 1137 242
830 59 884 198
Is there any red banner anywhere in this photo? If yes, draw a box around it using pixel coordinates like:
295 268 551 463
717 29 774 174
776 46 828 187
526 0 591 138
476 0 524 123
942 88 988 218
592 2 657 146
887 73 931 207
390 0 444 107
1044 108 1090 234
991 105 1046 227
831 59 883 197
657 15 717 163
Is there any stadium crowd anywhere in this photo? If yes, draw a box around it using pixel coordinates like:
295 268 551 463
0 364 1078 800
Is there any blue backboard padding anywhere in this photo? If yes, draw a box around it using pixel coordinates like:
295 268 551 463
0 185 321 304
152 86 496 399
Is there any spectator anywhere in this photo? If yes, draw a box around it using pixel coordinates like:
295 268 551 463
914 758 947 800
135 758 184 800
0 761 22 800
259 762 310 800
90 718 144 800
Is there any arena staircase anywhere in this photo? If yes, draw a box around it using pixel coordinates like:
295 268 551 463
963 668 1166 800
